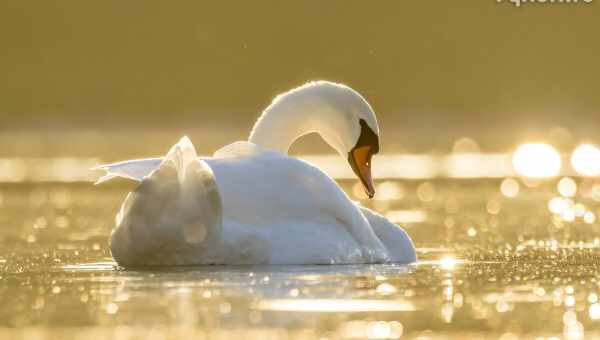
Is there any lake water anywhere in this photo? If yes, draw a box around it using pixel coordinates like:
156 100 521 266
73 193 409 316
2 146 600 339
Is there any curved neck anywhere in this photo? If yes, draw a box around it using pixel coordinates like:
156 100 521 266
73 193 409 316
249 91 336 154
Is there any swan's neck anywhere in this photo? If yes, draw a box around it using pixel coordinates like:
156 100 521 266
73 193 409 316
249 91 335 154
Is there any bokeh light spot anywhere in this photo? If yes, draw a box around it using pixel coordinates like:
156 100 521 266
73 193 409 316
500 178 520 198
440 257 457 271
512 143 561 178
557 177 577 197
572 144 600 176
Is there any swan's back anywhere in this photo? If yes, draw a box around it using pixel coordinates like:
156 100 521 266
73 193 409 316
209 142 355 225
209 142 390 263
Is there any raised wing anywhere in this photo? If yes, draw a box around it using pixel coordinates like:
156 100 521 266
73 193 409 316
93 157 162 184
109 136 223 266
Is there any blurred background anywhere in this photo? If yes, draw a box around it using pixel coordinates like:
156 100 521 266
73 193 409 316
1 1 598 158
3 2 600 339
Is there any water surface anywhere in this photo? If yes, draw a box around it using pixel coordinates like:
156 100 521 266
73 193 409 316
2 159 600 339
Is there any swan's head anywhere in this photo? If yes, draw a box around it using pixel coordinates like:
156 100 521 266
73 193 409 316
312 82 380 199
250 81 381 198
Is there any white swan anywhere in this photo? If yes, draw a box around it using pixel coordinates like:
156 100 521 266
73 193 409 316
96 81 417 266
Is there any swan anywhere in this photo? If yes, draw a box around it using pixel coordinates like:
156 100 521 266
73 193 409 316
95 81 417 266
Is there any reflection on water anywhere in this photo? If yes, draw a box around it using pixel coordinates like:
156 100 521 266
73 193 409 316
1 141 600 183
0 152 581 183
572 144 600 177
512 143 562 178
253 298 416 312
4 136 600 339
0 157 101 183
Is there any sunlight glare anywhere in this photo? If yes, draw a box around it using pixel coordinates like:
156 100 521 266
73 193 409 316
440 257 457 271
571 144 600 176
590 303 600 320
385 210 427 224
253 299 415 312
548 197 571 214
512 144 561 178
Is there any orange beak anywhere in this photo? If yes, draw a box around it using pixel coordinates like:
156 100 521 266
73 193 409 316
348 145 375 198
348 119 379 199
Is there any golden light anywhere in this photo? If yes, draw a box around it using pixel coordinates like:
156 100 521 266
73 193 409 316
590 303 600 320
467 227 477 237
366 321 391 339
571 144 600 176
562 208 576 222
417 182 436 202
339 320 403 340
452 137 480 153
564 321 584 339
376 283 398 295
584 211 596 224
548 197 571 214
440 257 457 271
512 143 561 178
500 178 520 198
565 295 576 307
557 177 577 197
252 299 415 312
548 197 577 222
385 210 427 224
375 181 404 201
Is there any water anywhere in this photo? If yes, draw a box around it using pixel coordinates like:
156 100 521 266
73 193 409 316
2 162 600 338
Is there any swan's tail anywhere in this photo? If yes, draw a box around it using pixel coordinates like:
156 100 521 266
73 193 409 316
109 136 223 266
